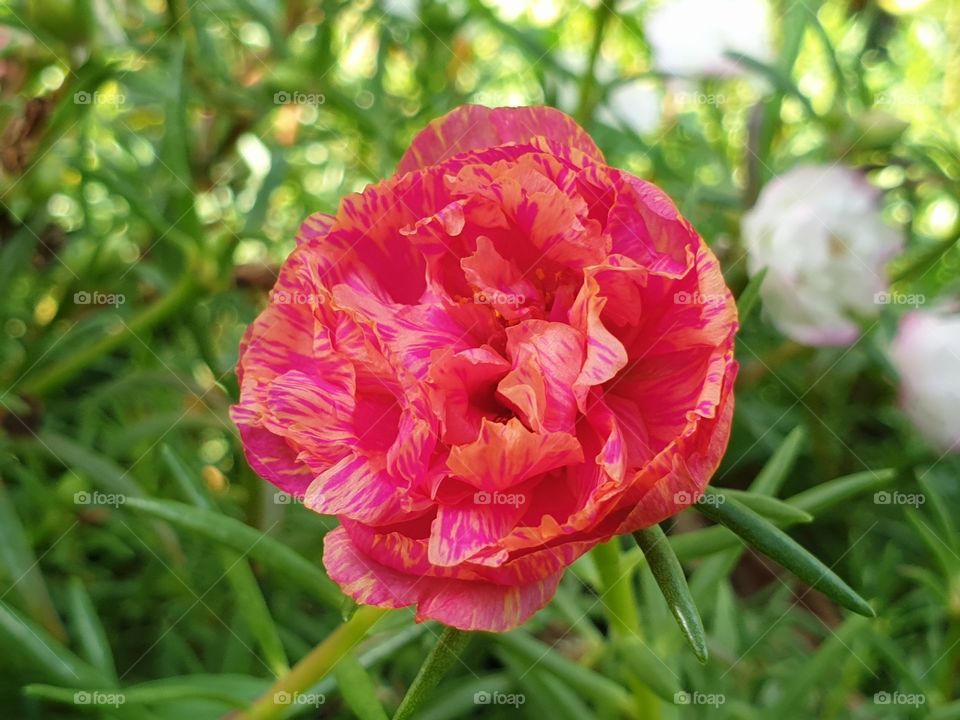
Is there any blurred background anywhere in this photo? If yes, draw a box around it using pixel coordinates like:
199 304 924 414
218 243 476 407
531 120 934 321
1 0 959 717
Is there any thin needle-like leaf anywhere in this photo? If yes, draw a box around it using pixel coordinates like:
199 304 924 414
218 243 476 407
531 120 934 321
633 525 708 663
694 489 875 617
123 497 343 609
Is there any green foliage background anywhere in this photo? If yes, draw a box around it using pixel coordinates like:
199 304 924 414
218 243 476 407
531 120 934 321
0 0 959 718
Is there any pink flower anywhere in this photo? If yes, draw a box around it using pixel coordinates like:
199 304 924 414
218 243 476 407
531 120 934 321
231 105 738 631
889 310 960 453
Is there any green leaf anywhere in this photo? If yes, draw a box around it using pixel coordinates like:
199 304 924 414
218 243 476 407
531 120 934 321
500 648 594 720
495 631 634 713
931 700 960 720
393 627 473 720
694 489 875 616
749 425 806 495
788 469 897 515
722 489 813 525
917 477 960 553
906 510 960 577
160 444 211 509
633 525 708 663
0 225 37 297
0 478 66 642
160 445 289 674
219 550 290 676
411 673 514 720
334 652 389 720
689 550 741 607
768 615 872 714
65 579 117 683
23 682 248 708
690 427 807 608
890 228 960 283
670 525 755 563
614 636 682 706
36 433 144 498
122 497 342 608
32 433 183 562
673 469 898 563
711 580 741 655
0 601 106 688
736 267 768 323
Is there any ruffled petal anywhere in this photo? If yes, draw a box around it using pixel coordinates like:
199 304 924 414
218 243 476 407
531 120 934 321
497 320 583 433
569 275 629 407
261 368 356 456
428 499 528 567
230 405 315 496
396 105 604 175
426 345 512 445
304 454 429 525
446 417 582 491
614 354 738 532
323 526 562 632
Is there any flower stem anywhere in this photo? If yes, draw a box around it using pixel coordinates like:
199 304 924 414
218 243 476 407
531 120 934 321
393 626 473 720
592 539 662 720
592 539 639 637
241 605 389 720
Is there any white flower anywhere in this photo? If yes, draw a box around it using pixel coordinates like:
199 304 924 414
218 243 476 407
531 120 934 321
742 165 903 346
646 0 774 77
890 311 960 453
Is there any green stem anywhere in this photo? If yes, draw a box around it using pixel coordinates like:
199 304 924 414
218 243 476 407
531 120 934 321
592 539 661 720
241 606 389 720
592 539 639 637
575 0 616 124
393 626 472 720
